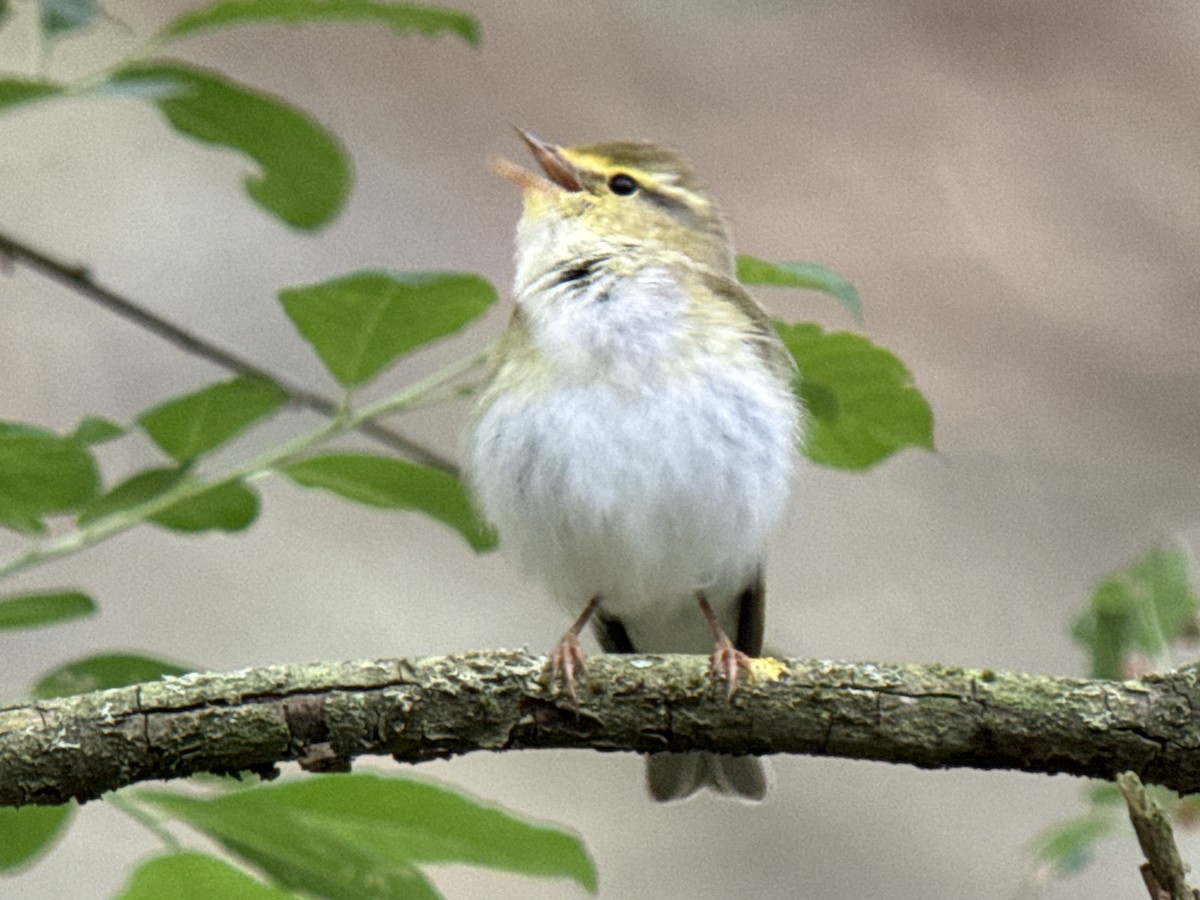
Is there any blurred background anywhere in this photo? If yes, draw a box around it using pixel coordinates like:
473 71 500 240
3 1 1200 897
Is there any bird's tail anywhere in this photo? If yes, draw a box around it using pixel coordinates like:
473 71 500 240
645 752 769 802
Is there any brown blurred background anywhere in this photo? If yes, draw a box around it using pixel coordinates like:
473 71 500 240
3 1 1199 897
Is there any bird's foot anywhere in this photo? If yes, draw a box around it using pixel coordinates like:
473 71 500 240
696 592 754 699
548 629 590 703
546 596 601 703
709 632 754 699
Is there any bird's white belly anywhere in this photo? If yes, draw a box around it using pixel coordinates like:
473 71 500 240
469 359 797 652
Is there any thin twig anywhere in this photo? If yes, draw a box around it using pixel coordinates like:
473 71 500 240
1117 772 1199 900
0 344 484 580
0 229 462 474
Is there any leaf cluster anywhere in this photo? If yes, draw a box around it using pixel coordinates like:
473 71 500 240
1 775 596 897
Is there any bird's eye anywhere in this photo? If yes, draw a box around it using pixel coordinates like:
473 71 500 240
607 173 639 196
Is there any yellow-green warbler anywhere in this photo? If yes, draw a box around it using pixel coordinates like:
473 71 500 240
467 131 801 801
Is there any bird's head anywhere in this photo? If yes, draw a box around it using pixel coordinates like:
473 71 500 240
494 130 734 286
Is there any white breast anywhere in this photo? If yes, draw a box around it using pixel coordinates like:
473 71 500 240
468 266 798 653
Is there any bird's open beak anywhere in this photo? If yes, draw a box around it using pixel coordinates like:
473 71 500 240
490 128 582 197
513 128 582 192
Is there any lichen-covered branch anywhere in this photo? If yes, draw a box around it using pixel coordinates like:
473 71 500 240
2 651 1199 807
1118 772 1200 900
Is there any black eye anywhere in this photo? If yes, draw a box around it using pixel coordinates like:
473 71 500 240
607 173 639 195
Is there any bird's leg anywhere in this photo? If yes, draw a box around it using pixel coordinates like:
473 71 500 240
697 591 754 698
549 595 601 702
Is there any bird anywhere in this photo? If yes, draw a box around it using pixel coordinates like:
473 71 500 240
466 129 801 801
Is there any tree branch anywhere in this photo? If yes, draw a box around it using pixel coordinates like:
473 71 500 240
3 652 1200 807
1118 772 1200 900
0 229 459 474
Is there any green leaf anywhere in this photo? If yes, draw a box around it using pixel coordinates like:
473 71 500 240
163 0 480 45
282 453 496 551
0 509 43 535
1071 543 1199 679
72 416 125 445
108 62 350 230
116 852 297 900
138 377 288 462
32 652 192 699
0 78 63 113
772 322 934 469
0 423 99 534
37 0 98 37
0 590 95 630
0 804 74 872
152 480 260 533
78 467 183 525
0 422 52 438
737 255 862 321
1031 813 1115 876
279 271 496 387
78 468 260 533
1086 782 1124 807
140 773 597 897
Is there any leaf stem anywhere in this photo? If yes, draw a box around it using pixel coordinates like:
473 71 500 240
0 348 491 580
108 790 181 851
354 344 493 421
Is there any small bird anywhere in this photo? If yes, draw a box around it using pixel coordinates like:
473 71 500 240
467 130 801 801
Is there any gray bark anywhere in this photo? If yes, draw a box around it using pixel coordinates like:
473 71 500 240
2 651 1198 807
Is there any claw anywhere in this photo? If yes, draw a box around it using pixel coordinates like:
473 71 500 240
709 632 754 699
697 592 754 698
549 630 589 703
546 596 601 702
